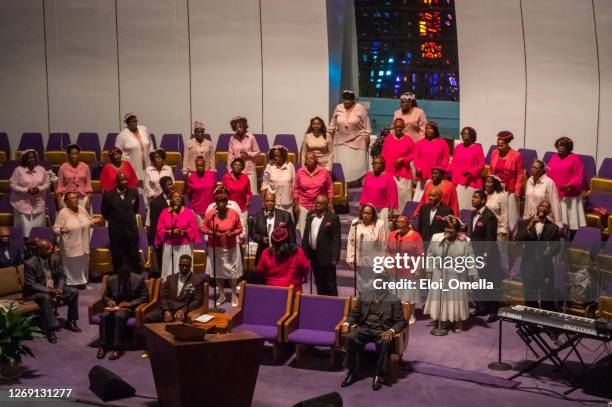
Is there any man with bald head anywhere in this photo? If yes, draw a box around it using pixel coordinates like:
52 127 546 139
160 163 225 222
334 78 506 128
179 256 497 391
0 226 23 267
250 191 295 282
416 186 454 243
23 239 80 343
302 194 341 295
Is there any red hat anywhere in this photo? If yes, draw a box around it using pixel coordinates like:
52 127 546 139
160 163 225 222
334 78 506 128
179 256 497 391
271 226 289 243
496 131 514 142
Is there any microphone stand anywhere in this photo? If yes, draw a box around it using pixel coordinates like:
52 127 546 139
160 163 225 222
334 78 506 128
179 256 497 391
210 211 225 313
245 215 252 280
488 318 511 370
170 207 175 278
431 239 449 336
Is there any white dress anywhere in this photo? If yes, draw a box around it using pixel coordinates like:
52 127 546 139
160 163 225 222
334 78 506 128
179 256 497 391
424 233 478 322
346 218 387 293
115 125 152 182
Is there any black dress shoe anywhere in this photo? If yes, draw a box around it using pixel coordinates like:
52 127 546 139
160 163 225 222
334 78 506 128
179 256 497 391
372 375 384 391
341 371 358 387
64 320 81 332
47 332 57 344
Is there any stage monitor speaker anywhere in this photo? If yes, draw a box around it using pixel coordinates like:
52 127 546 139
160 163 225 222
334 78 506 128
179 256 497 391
89 365 136 402
577 354 612 398
292 391 343 407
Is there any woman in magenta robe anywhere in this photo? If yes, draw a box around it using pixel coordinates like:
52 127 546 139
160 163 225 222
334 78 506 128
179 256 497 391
359 156 398 230
99 147 138 192
381 117 415 213
413 121 450 202
447 127 485 211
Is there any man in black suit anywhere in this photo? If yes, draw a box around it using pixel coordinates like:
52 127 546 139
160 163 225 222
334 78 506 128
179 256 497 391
101 172 141 274
249 192 295 282
147 176 174 276
97 265 149 360
341 289 407 391
516 200 560 311
469 190 503 322
416 187 453 242
302 194 341 296
0 227 23 268
23 239 80 343
147 255 208 322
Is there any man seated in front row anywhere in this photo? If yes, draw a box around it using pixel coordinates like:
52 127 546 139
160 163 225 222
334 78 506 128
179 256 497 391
341 288 407 391
97 265 149 361
146 254 208 323
0 226 23 267
23 239 80 343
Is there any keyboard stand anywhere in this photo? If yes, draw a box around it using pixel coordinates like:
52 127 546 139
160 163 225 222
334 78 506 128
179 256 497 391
508 322 581 386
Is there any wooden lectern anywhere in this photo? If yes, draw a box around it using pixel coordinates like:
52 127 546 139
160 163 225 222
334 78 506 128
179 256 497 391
144 323 264 407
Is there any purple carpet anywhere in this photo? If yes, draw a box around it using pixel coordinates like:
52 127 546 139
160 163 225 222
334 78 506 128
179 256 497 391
1 187 607 406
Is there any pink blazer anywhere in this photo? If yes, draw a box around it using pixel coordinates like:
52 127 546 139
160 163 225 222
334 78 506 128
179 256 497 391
489 148 524 195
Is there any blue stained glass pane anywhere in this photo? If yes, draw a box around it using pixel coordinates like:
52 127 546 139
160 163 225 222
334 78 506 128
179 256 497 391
385 70 391 76
375 84 381 89
388 58 394 63
378 70 384 76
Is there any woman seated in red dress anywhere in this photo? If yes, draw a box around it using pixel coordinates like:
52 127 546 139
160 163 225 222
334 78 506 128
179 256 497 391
99 147 138 192
256 225 310 292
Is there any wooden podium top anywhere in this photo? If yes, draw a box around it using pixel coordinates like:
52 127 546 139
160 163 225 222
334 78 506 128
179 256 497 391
145 322 260 347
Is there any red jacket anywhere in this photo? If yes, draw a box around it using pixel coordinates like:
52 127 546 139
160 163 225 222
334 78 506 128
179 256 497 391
489 148 524 195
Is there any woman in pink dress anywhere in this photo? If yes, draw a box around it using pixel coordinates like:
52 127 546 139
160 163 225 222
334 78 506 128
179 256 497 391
413 121 450 201
186 156 216 218
359 156 398 230
222 157 252 237
546 137 586 232
56 144 93 212
381 118 415 213
155 190 201 280
329 90 371 184
387 215 424 324
261 146 296 212
447 126 485 211
201 189 244 307
391 92 427 143
488 131 523 230
257 225 310 292
227 116 260 196
301 117 334 171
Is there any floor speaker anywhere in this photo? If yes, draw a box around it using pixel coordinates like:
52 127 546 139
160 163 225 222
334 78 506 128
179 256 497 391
292 391 343 407
88 365 136 402
577 354 612 398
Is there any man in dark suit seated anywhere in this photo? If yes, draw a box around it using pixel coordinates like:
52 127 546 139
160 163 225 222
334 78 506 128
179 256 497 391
101 172 141 274
515 200 560 311
416 187 453 242
23 239 80 343
147 176 174 277
0 226 23 268
249 192 295 283
341 289 407 391
97 265 149 361
147 255 208 323
302 194 341 296
469 190 504 322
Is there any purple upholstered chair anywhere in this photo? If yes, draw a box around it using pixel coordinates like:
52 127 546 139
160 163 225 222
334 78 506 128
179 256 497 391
215 133 232 165
402 201 418 217
147 133 156 150
101 133 118 163
273 134 298 164
0 161 19 194
45 194 57 225
160 133 184 167
578 154 596 190
0 132 11 163
89 227 112 279
90 194 103 217
248 195 262 217
571 226 602 253
331 163 348 208
518 148 538 171
284 293 350 366
542 151 554 164
598 158 612 179
46 132 71 151
229 282 294 359
0 194 13 226
485 144 496 163
589 190 612 211
76 132 101 162
17 133 44 160
459 209 472 233
253 134 269 153
8 227 23 243
215 162 228 181
29 227 54 243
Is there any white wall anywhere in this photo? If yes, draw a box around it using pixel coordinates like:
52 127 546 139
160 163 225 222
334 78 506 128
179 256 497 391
45 0 119 138
0 1 330 152
456 0 608 165
0 0 48 144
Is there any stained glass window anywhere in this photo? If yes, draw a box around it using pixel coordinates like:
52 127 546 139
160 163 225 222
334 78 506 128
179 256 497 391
355 0 459 101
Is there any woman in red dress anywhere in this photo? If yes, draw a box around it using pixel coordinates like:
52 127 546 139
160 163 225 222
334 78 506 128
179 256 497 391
257 225 310 292
387 215 424 324
99 147 138 192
